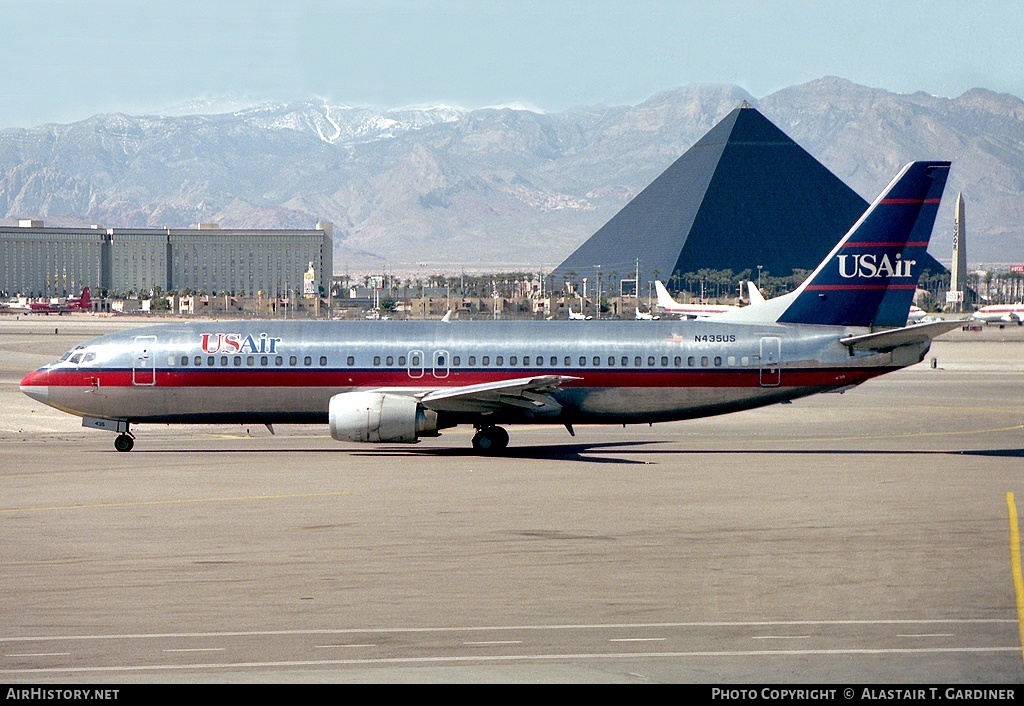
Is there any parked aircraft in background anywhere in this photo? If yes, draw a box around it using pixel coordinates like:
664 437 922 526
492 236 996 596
25 287 92 314
21 161 961 454
567 306 592 320
972 303 1024 325
635 308 659 320
907 305 927 323
746 281 765 305
654 280 738 318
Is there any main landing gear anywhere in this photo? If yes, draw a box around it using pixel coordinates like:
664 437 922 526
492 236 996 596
471 425 509 453
114 427 135 453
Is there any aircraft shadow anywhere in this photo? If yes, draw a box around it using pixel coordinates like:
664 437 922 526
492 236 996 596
350 440 666 464
122 443 1024 463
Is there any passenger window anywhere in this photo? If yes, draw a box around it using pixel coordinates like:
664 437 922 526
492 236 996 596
647 356 655 366
468 356 476 366
741 356 749 367
688 356 695 367
208 356 215 366
276 356 284 366
579 356 586 366
593 356 600 366
496 356 503 366
346 356 354 366
181 356 189 366
289 356 297 366
701 356 709 367
522 356 530 366
550 356 557 366
608 356 615 366
304 356 312 366
660 356 668 367
621 356 628 366
509 356 517 365
714 356 722 367
261 356 268 366
320 356 327 366
453 356 460 366
234 356 242 367
220 356 228 366
373 356 381 366
167 355 175 366
728 356 736 366
246 356 255 366
194 356 202 366
673 356 681 367
634 356 642 367
386 356 394 366
564 356 571 366
399 356 407 366
437 356 445 366
482 356 490 366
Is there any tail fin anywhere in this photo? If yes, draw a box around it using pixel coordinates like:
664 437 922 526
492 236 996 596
746 281 765 305
654 280 679 309
79 287 91 307
777 161 950 327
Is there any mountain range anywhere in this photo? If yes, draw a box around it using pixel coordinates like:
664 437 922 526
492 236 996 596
1 77 1021 271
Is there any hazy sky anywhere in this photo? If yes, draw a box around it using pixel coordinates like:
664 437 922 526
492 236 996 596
2 0 1021 128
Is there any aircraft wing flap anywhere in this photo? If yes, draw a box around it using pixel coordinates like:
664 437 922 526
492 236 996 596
419 375 580 414
839 319 966 350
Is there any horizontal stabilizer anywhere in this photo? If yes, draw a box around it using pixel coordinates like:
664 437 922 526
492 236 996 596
839 319 966 350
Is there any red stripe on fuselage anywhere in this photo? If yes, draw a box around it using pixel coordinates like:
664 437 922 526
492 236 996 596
39 367 890 390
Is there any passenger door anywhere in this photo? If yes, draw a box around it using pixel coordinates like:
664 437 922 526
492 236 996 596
759 337 781 387
132 335 157 386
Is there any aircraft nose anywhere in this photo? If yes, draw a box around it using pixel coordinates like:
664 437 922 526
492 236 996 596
20 369 49 405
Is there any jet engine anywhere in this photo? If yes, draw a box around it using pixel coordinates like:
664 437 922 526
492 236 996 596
329 391 439 443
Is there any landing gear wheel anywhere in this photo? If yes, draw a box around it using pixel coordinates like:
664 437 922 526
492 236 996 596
471 425 509 453
114 434 135 453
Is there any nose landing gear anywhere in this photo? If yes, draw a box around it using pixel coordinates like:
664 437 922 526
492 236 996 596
471 425 509 453
114 428 135 453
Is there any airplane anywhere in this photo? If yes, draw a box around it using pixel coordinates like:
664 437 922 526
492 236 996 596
21 161 962 454
907 305 927 323
635 307 659 320
654 280 738 318
972 303 1024 325
26 287 92 314
567 306 592 320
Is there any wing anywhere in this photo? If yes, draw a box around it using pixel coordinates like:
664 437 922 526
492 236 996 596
417 375 580 415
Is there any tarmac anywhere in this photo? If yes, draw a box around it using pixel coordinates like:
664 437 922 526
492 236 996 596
1 316 1023 683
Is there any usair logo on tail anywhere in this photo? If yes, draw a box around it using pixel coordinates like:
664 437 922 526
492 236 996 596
837 253 916 279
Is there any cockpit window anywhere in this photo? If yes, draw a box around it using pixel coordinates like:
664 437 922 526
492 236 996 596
58 350 76 362
83 352 96 363
69 353 83 364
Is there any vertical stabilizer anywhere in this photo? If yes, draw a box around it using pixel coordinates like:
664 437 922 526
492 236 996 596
776 161 950 327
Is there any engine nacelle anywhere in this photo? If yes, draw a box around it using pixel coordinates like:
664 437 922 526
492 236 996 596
329 391 438 443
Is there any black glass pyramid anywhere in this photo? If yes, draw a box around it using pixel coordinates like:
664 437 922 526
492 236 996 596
553 103 944 292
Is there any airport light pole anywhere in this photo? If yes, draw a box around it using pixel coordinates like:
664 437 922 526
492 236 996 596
594 264 601 320
757 265 763 294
